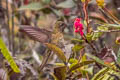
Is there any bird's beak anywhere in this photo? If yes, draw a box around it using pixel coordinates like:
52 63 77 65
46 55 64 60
60 23 67 32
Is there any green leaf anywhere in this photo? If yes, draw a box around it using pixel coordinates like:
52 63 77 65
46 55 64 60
85 53 119 73
19 2 45 10
51 73 58 80
69 63 77 72
92 32 103 40
79 66 93 75
91 67 109 80
85 53 107 66
69 58 78 63
55 63 65 66
86 33 93 42
45 43 67 63
97 26 108 31
81 54 87 62
57 0 75 8
117 48 120 64
72 44 84 53
0 38 20 73
84 66 93 75
92 65 120 80
68 60 94 73
42 0 51 4
92 26 109 40
102 24 120 29
71 38 84 44
54 66 67 80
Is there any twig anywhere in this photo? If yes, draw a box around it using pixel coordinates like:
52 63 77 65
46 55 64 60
0 0 1 5
83 1 90 33
86 72 89 80
77 0 84 19
93 29 120 33
78 49 84 63
82 34 97 54
71 73 82 80
73 0 84 19
82 34 102 69
11 0 15 55
6 0 11 51
102 7 120 24
18 0 24 54
39 49 52 71
99 8 114 23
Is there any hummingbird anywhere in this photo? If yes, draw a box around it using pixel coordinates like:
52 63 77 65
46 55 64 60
19 21 66 71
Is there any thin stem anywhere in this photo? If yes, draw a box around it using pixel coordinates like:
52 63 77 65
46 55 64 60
94 29 120 33
6 0 11 51
83 1 90 33
77 0 84 19
102 7 120 24
11 0 15 55
78 49 84 63
86 72 89 80
0 0 1 6
39 49 52 71
99 8 114 23
82 34 102 69
82 34 97 54
18 0 24 54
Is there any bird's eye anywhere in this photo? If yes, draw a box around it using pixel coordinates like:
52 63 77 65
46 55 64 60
59 23 64 26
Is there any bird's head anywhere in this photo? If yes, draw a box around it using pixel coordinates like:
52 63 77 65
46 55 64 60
54 21 66 33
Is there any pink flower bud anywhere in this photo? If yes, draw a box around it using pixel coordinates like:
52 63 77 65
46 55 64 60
74 18 84 37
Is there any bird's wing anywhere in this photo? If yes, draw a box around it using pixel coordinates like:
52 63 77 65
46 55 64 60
19 25 51 43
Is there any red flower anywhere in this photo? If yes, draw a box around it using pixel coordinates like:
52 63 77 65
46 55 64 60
24 0 29 5
74 18 84 36
63 8 70 16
